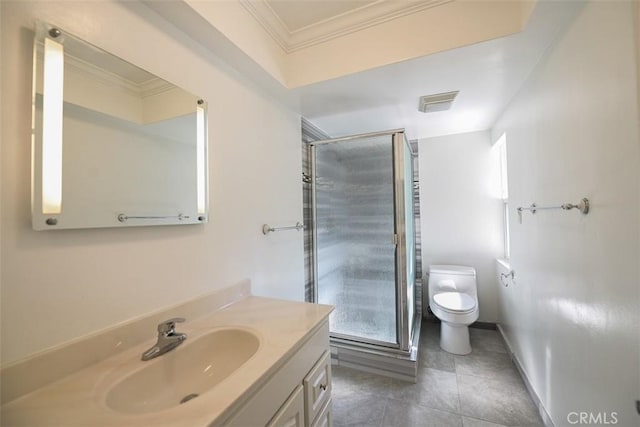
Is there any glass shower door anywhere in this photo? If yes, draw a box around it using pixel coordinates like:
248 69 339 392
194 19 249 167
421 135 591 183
313 134 397 345
397 134 416 345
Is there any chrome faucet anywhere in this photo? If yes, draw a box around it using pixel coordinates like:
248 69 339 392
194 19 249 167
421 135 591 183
141 318 187 361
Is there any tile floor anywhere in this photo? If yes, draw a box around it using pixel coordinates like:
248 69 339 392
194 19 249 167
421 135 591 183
331 322 543 427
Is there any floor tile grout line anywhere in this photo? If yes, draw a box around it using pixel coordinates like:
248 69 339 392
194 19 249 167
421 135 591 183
379 396 389 426
386 392 464 418
460 411 524 427
454 362 463 420
454 370 528 386
462 414 509 427
385 395 464 419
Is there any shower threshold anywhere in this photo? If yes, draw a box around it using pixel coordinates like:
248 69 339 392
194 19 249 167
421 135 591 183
329 316 421 383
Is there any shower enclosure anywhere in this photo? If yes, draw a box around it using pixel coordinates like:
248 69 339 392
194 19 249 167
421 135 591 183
310 130 418 378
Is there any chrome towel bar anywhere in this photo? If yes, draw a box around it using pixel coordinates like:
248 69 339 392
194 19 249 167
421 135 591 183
262 222 304 235
517 198 589 223
118 213 189 222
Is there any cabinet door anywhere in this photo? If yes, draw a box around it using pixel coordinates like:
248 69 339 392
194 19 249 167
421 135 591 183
311 399 332 427
304 351 332 425
267 385 305 427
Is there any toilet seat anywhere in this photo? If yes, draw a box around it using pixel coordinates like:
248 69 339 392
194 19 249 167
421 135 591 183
433 292 476 314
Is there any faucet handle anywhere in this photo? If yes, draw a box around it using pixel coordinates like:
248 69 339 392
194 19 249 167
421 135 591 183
157 317 185 334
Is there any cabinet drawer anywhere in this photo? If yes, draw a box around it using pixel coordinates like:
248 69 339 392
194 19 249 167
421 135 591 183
303 351 331 425
267 385 305 427
310 398 332 427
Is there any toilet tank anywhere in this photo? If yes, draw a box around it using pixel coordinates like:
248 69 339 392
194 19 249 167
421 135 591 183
427 265 477 303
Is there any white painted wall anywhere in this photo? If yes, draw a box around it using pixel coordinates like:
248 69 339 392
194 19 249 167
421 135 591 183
1 1 304 365
492 2 640 425
418 130 503 322
183 0 288 86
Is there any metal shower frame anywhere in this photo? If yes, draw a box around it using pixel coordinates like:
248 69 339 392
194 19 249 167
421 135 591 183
309 129 417 354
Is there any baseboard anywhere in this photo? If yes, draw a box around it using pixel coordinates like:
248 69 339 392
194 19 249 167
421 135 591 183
470 321 497 330
496 324 555 427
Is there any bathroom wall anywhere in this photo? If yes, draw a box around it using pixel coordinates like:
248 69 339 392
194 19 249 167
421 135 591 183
1 1 304 365
418 130 503 322
491 1 640 425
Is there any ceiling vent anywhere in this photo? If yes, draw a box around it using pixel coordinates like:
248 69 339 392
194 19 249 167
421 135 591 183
418 91 459 113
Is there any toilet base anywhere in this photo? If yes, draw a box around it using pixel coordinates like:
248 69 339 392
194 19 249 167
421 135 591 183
439 321 472 355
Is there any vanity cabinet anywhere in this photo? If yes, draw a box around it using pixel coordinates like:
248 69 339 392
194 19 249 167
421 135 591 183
304 351 331 426
267 386 304 427
220 321 332 427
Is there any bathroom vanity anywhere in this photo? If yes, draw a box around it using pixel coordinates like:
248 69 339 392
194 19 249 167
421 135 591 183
221 324 332 427
0 282 333 426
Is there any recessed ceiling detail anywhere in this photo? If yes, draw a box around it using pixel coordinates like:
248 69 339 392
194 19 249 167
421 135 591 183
240 0 452 53
268 1 377 32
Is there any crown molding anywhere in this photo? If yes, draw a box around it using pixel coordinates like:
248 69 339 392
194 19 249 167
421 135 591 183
240 0 290 51
65 53 173 99
302 117 330 143
35 40 175 100
240 0 453 53
65 54 143 96
138 77 177 98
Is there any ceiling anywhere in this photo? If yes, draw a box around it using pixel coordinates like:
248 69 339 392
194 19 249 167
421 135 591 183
147 0 583 141
292 0 582 140
243 0 451 53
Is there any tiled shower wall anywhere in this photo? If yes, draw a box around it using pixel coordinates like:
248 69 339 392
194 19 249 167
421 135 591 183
410 140 423 317
301 120 422 319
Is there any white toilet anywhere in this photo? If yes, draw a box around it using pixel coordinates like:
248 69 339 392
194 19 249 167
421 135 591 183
427 265 479 355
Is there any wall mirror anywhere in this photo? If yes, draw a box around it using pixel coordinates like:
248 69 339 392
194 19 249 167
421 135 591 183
32 22 208 230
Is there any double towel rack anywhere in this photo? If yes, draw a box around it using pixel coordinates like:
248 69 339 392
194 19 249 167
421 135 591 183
262 222 304 235
517 197 589 223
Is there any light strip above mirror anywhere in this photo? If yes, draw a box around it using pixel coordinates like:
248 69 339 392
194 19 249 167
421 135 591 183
42 36 64 214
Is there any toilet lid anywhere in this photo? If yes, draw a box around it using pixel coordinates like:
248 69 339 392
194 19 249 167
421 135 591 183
433 292 476 313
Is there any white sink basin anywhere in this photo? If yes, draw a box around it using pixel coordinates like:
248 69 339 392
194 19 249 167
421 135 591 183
106 328 260 414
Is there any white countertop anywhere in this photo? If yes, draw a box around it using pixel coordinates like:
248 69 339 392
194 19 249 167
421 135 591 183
1 296 333 427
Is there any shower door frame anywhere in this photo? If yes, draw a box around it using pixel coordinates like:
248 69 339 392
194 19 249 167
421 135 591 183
310 129 416 353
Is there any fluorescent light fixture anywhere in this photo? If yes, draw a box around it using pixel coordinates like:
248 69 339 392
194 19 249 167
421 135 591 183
196 102 207 214
42 36 64 214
